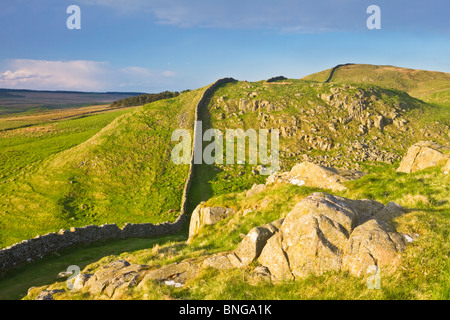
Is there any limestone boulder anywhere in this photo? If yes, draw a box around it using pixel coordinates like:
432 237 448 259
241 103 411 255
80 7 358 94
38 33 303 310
397 141 450 173
289 162 366 191
35 289 65 300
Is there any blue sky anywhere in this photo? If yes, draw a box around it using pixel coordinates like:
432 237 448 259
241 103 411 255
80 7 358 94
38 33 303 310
0 0 449 92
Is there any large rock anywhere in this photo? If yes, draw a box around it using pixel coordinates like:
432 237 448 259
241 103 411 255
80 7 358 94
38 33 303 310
342 219 406 276
397 141 450 173
258 233 294 281
258 193 407 280
188 204 235 242
266 162 366 192
233 219 284 266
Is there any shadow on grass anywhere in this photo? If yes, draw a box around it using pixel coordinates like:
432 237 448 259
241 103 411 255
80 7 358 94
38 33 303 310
0 232 188 300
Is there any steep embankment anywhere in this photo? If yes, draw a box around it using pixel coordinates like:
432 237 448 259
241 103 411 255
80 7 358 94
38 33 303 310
0 89 205 248
303 64 450 106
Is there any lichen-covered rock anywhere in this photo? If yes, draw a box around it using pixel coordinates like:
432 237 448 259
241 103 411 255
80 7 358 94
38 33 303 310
188 204 235 242
83 260 150 298
73 273 93 291
342 219 406 276
397 141 450 173
258 233 293 281
258 193 407 281
202 253 236 270
234 226 276 266
375 201 406 222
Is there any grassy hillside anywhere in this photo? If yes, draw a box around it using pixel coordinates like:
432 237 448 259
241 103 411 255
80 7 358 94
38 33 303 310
0 88 205 248
17 164 449 300
206 79 449 172
302 64 450 106
1 67 449 301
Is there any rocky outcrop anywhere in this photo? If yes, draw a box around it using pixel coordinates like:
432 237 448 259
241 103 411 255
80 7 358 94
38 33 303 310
188 204 235 242
266 162 366 192
233 219 284 267
257 193 407 280
397 141 450 173
83 260 149 298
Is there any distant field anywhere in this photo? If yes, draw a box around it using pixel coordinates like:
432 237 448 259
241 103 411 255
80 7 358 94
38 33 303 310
0 89 144 115
0 104 137 132
0 88 205 248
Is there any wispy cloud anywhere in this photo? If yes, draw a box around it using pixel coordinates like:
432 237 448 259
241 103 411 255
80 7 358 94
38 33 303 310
0 59 177 92
79 0 358 31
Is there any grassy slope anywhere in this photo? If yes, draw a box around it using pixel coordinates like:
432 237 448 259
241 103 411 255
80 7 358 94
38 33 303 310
19 164 449 300
1 71 449 300
0 89 204 248
302 64 450 106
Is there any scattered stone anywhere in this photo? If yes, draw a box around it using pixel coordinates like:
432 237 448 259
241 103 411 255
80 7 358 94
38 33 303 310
73 273 93 291
202 254 235 270
234 226 277 266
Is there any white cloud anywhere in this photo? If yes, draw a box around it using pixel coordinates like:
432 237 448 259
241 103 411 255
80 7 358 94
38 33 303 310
0 59 177 92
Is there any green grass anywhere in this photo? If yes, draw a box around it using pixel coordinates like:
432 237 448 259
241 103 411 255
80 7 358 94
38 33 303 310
0 89 205 248
302 64 450 106
0 109 134 179
15 164 448 300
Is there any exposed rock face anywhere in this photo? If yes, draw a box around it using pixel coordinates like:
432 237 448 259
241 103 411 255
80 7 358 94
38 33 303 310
397 141 450 173
258 193 406 281
266 162 366 192
188 204 235 242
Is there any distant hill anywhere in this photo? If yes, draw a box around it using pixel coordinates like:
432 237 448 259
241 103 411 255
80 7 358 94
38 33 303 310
0 89 146 115
302 64 450 106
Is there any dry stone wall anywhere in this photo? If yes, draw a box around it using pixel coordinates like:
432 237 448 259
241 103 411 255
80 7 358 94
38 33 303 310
0 77 237 274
